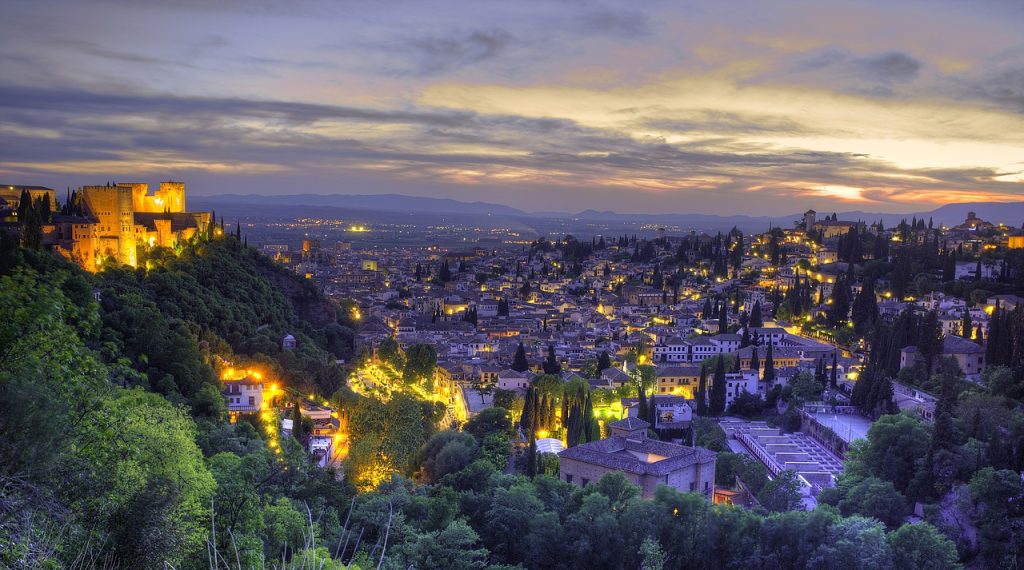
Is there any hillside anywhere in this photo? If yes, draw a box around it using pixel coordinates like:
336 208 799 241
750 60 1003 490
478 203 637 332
0 231 984 570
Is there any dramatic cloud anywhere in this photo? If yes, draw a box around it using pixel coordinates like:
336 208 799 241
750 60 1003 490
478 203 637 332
0 0 1022 214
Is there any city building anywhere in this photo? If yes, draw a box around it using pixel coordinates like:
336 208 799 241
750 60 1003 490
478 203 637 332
558 417 716 499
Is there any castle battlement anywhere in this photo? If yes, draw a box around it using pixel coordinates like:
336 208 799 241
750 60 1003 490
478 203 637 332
42 181 209 271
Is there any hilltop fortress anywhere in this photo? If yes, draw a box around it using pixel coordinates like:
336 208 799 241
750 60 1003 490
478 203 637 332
1 181 210 271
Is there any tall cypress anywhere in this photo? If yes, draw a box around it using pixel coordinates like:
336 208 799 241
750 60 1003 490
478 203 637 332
512 341 528 372
763 343 776 388
710 356 727 416
696 364 708 416
750 300 763 328
637 381 648 426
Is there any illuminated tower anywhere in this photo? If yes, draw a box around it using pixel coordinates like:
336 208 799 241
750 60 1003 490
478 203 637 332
156 181 186 212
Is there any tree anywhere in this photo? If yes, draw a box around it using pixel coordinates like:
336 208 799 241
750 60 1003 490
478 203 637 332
851 413 931 497
512 342 530 372
833 476 907 529
639 536 666 570
72 390 217 566
827 275 851 328
408 519 490 570
470 371 495 404
543 344 561 374
696 364 709 416
763 343 776 389
809 516 894 570
852 278 880 337
377 337 404 370
419 431 479 483
750 300 764 328
968 467 1024 566
404 343 438 389
597 350 612 372
917 311 943 378
961 309 973 339
758 470 803 512
886 522 961 570
709 355 727 416
520 280 532 300
727 391 765 418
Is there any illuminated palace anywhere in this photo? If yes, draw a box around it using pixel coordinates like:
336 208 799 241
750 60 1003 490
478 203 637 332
48 181 210 271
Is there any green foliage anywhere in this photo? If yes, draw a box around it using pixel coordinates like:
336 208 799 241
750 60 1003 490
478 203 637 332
887 522 961 570
419 431 479 483
757 470 803 512
464 406 512 441
808 516 893 570
403 343 437 388
692 417 728 451
828 475 907 529
847 413 931 497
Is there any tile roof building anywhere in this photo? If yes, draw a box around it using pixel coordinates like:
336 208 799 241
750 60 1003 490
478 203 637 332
558 418 716 498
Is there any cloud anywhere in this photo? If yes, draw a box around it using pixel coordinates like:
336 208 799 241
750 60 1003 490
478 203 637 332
578 9 650 38
858 51 922 82
761 48 924 95
1 0 1022 213
405 30 513 75
3 83 1021 215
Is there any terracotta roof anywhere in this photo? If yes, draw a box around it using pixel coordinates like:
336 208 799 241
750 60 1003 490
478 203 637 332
609 417 650 430
559 436 715 476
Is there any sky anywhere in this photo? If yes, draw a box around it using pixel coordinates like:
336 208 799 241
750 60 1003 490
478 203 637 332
2 0 1024 215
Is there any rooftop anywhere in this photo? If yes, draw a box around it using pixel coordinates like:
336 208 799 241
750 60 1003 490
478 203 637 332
559 435 715 476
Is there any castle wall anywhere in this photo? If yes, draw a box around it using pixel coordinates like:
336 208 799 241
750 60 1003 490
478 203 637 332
156 181 186 213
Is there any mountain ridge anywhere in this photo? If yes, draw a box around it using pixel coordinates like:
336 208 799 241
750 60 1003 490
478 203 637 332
191 193 1024 230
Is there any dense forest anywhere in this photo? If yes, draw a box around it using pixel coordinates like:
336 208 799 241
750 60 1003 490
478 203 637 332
0 232 1018 569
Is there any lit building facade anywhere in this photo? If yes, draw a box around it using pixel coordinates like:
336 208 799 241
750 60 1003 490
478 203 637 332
46 181 210 271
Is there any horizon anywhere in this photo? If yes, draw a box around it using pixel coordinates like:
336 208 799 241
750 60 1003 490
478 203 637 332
187 190 1024 218
3 0 1024 215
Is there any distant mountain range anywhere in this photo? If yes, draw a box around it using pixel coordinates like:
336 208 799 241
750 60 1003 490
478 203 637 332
191 193 1024 232
191 193 526 216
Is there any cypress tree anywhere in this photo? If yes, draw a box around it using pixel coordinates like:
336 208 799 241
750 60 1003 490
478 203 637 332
750 300 763 328
750 347 760 373
636 380 648 424
918 311 943 378
702 298 714 320
827 275 850 328
543 345 561 374
597 350 611 371
584 393 599 442
512 342 529 372
718 302 728 333
961 310 973 339
696 364 708 416
710 356 727 416
526 434 537 477
830 352 838 389
520 385 535 431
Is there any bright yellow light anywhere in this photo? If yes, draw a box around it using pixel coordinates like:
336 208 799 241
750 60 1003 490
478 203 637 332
537 429 550 439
